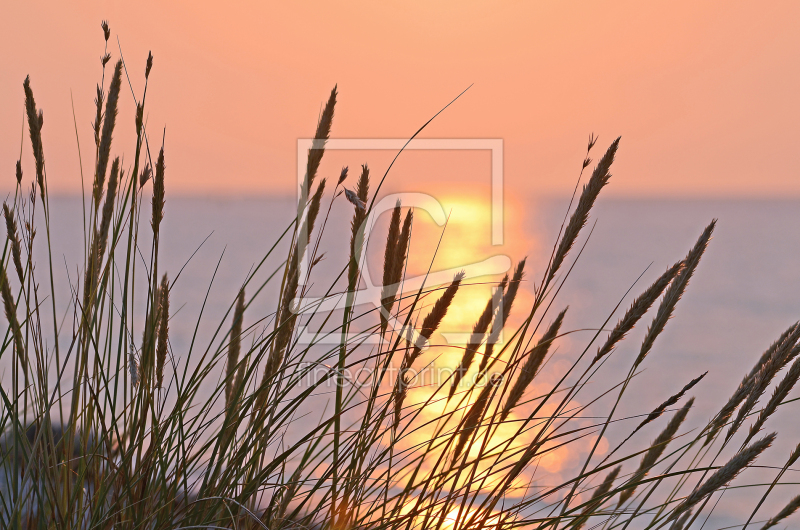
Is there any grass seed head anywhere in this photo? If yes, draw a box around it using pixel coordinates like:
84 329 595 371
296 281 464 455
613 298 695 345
761 495 800 530
94 60 123 207
156 275 169 389
548 137 620 285
146 51 153 79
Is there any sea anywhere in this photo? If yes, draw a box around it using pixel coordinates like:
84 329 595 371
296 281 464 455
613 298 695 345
3 194 800 526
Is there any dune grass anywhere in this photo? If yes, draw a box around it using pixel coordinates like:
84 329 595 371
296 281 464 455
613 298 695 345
2 22 800 530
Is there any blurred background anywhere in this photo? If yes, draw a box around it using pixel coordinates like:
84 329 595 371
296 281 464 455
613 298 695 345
2 2 800 522
1 1 799 196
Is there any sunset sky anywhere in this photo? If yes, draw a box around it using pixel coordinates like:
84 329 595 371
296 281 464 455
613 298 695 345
1 1 799 197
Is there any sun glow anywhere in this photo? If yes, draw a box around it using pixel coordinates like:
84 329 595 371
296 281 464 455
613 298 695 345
374 190 607 504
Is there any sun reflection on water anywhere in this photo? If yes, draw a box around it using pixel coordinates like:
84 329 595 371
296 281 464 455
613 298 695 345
375 191 607 501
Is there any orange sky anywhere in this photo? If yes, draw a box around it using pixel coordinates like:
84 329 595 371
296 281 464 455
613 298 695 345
2 1 799 197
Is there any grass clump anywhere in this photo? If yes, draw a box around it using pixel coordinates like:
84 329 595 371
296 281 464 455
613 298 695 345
2 22 800 530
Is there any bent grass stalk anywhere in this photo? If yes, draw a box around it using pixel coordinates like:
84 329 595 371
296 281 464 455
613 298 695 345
2 25 800 530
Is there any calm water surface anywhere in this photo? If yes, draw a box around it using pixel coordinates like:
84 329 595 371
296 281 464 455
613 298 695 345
4 195 800 524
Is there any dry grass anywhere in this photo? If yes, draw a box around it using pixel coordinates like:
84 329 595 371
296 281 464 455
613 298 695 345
2 21 800 530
